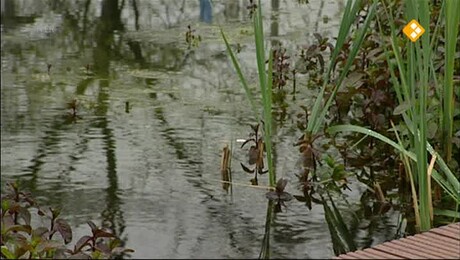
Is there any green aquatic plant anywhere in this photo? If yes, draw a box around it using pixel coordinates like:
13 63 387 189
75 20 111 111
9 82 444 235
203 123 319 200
354 0 459 230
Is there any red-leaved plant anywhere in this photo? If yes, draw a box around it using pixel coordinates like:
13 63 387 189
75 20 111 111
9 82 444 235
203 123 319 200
1 182 134 259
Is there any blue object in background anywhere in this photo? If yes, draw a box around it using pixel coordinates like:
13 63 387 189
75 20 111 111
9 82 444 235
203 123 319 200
200 0 212 23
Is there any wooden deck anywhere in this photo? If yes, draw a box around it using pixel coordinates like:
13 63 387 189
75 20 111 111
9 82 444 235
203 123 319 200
334 222 460 259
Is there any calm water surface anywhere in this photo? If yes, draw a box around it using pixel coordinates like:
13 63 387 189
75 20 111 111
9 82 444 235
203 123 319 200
1 0 399 258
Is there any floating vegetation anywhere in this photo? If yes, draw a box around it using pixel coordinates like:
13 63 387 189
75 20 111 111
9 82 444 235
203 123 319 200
185 25 201 48
127 69 170 80
125 101 132 113
67 98 78 118
246 0 257 19
84 63 95 76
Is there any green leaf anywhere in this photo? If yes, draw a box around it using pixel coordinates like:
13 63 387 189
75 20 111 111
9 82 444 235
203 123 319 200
393 102 411 115
433 209 460 219
220 28 259 121
1 200 11 212
1 246 16 259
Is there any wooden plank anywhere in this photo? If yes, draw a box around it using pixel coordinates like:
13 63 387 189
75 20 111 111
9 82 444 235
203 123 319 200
361 248 405 259
430 228 460 240
374 243 426 259
352 250 388 259
398 237 459 258
407 235 459 255
422 231 459 245
388 239 449 259
333 223 460 259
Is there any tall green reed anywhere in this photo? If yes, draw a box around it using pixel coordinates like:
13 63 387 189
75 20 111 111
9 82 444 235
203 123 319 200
443 0 459 163
221 2 276 258
221 0 275 187
326 0 460 232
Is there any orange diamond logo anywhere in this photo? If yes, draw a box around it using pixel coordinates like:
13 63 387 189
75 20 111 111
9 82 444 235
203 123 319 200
403 19 425 42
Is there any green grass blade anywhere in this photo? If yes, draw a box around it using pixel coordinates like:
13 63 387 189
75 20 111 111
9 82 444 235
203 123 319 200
328 125 416 160
307 0 360 134
443 0 460 162
328 124 460 204
259 200 273 259
313 0 378 134
327 193 357 252
265 50 275 186
433 209 460 219
416 0 431 231
253 0 275 186
220 28 260 121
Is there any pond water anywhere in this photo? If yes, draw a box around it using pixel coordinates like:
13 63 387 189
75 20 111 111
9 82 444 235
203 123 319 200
1 0 400 258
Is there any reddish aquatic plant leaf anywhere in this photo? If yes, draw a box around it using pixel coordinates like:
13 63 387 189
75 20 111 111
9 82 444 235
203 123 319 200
278 192 293 202
293 195 306 202
74 235 92 253
32 226 50 239
93 229 115 239
50 207 61 220
112 247 135 255
54 218 72 244
258 168 268 175
87 221 97 233
17 207 31 225
37 208 45 216
69 252 91 259
250 123 259 135
248 146 258 164
240 138 255 148
240 163 254 174
265 191 278 201
95 241 111 254
7 202 21 215
275 178 288 193
6 224 32 235
313 33 322 43
36 240 63 253
53 248 68 259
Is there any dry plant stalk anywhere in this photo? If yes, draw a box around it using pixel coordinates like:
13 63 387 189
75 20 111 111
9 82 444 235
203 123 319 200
221 144 231 192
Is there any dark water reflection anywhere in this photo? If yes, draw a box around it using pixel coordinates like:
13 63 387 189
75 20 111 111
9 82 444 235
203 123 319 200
1 0 399 258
